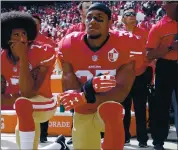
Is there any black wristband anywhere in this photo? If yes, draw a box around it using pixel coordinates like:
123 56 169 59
81 73 104 104
81 79 96 103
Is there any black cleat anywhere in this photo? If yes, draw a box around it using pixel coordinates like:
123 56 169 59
55 135 70 150
40 137 47 143
154 144 165 150
124 139 130 146
67 138 73 145
139 142 149 148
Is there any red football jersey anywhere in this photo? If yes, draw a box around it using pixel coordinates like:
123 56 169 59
35 32 56 48
146 16 178 60
59 31 144 114
1 44 56 99
65 23 86 35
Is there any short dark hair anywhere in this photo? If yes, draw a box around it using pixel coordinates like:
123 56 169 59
32 14 41 24
87 3 112 20
123 6 136 14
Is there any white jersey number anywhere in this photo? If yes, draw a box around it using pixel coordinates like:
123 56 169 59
75 69 116 81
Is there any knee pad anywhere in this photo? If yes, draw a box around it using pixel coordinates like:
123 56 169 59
15 98 35 131
15 98 33 118
99 102 125 150
98 102 123 121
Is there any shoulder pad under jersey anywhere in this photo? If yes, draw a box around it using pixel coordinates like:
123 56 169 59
115 30 140 40
30 43 54 52
59 32 84 50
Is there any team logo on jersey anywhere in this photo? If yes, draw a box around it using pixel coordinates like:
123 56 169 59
108 48 119 62
29 63 32 71
92 55 98 62
13 67 17 72
10 76 19 85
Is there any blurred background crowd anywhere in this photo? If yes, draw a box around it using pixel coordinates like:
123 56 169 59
1 1 165 42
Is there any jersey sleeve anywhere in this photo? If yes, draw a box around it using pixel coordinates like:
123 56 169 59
127 35 146 72
57 32 80 63
40 45 56 66
31 44 56 67
146 24 161 49
114 32 145 73
57 36 69 62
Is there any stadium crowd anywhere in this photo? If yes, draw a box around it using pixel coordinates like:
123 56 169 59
1 1 177 150
1 1 166 41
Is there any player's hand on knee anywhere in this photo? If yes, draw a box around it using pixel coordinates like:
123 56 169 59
58 91 86 111
92 74 116 93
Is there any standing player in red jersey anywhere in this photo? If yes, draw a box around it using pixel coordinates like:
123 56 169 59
121 7 151 147
58 3 145 150
1 11 69 150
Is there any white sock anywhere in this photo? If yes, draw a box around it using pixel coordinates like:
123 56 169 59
19 131 35 149
40 142 62 150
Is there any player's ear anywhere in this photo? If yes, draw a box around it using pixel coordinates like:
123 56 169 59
109 19 112 27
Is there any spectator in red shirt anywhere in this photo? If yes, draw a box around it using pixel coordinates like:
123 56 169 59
65 1 92 35
112 12 118 22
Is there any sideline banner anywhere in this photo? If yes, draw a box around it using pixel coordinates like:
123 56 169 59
1 108 148 137
1 110 73 136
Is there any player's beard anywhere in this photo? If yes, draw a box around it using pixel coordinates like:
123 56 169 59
88 34 102 39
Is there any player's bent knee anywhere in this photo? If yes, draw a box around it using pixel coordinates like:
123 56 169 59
15 98 33 117
98 102 123 121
